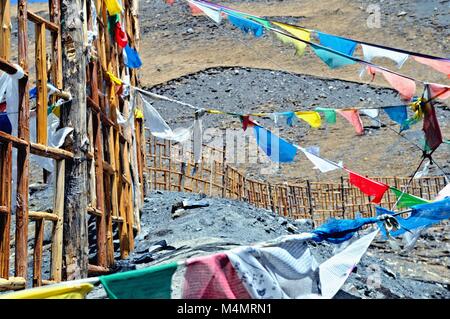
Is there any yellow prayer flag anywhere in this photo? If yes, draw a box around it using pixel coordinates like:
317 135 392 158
207 109 224 114
272 22 310 56
135 108 144 119
295 111 321 128
105 0 123 16
107 71 123 85
0 283 93 299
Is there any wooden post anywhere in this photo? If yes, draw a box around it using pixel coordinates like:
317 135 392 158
0 0 11 60
15 0 30 280
51 160 65 282
340 176 346 219
60 0 89 280
0 142 12 279
306 180 313 220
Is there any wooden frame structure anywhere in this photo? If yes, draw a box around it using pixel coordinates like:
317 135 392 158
146 132 447 226
0 0 145 291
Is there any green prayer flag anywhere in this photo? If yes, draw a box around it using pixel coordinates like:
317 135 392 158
444 139 450 145
248 16 272 29
99 262 178 299
315 107 336 124
390 187 429 209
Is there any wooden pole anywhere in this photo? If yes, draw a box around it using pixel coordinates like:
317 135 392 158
14 0 30 280
60 0 89 280
51 160 65 282
0 0 11 60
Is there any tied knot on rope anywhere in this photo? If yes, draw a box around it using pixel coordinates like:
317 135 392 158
377 214 400 232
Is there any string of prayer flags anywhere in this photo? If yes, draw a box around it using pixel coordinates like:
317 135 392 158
376 198 450 238
427 83 450 100
336 109 364 135
0 283 93 299
105 0 123 15
252 123 298 162
367 66 416 101
298 146 341 173
390 187 430 209
422 85 443 151
124 44 143 68
183 253 251 299
188 0 222 24
227 12 264 37
315 107 336 124
413 56 450 78
294 111 321 128
115 21 128 48
361 44 409 68
272 22 310 56
347 170 389 203
312 32 357 69
382 105 408 129
100 262 178 299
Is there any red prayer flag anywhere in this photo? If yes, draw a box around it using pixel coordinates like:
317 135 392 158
428 83 450 100
348 170 389 203
241 115 253 131
183 253 251 299
413 56 450 78
166 0 175 5
422 85 443 151
336 109 364 135
115 22 128 48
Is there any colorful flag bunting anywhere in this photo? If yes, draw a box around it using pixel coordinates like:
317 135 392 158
100 262 178 299
252 124 298 162
390 187 430 208
336 109 364 135
0 283 93 299
376 198 450 237
115 21 128 48
272 22 310 56
361 44 409 68
413 56 450 78
124 44 143 68
311 43 356 69
183 253 251 299
422 86 443 151
105 0 123 16
315 107 336 124
383 105 408 128
227 13 264 37
427 83 450 100
348 170 389 203
271 111 295 126
367 66 416 101
294 111 321 128
299 147 340 173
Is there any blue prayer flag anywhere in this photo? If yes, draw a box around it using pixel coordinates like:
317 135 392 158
29 86 37 99
383 105 408 129
0 113 12 134
252 125 297 162
227 14 264 38
311 32 357 69
124 45 142 69
376 198 450 237
312 217 379 244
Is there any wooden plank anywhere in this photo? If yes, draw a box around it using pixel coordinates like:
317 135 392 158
87 206 102 217
49 0 63 90
35 21 48 145
0 277 26 291
0 142 12 279
15 0 30 281
0 131 28 148
30 143 74 160
32 219 44 287
50 160 64 282
27 11 59 32
29 211 59 222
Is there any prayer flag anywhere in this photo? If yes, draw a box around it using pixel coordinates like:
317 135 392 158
105 0 123 15
383 105 408 127
124 45 143 68
0 102 12 134
390 187 430 208
299 146 340 173
336 109 364 135
227 13 264 37
315 107 336 124
100 262 178 299
188 0 222 24
115 21 128 48
413 57 450 78
361 44 409 68
427 83 450 100
312 32 357 69
183 253 251 299
294 111 321 128
0 283 93 299
348 170 389 203
367 66 416 101
253 124 297 162
272 22 310 56
422 85 443 151
188 1 204 15
311 43 356 69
